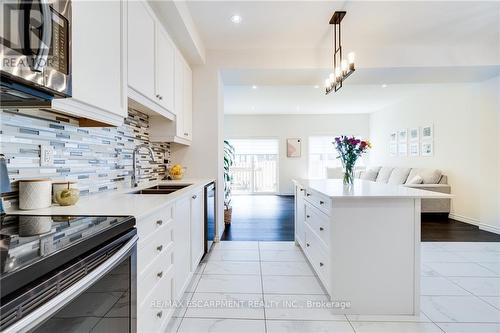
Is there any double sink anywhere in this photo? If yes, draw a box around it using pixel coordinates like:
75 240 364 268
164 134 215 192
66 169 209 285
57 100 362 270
130 184 191 195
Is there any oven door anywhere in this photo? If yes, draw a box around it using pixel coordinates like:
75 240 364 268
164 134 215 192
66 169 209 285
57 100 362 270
1 232 137 333
0 0 71 102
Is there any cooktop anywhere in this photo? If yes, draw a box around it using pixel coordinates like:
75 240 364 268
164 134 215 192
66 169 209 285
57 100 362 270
0 214 135 298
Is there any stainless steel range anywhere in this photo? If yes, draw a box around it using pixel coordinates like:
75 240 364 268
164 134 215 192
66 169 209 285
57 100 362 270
0 214 137 333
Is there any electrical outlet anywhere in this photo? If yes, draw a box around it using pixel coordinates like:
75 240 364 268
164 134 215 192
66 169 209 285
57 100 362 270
40 145 54 167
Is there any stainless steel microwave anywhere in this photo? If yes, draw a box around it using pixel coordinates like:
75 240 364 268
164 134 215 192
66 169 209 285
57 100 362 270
0 0 71 106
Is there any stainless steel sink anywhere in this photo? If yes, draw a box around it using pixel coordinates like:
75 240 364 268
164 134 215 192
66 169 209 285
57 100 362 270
129 184 191 194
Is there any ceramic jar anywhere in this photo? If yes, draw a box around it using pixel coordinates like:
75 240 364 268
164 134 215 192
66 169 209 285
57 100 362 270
18 179 52 210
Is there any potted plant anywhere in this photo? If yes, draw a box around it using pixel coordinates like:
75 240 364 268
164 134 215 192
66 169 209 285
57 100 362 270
223 140 235 224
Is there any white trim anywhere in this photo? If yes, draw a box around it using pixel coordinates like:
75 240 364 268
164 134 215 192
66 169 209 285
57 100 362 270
479 223 500 235
449 213 480 226
449 213 500 235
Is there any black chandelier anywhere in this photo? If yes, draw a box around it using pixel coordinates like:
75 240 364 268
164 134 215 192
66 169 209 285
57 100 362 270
324 11 355 94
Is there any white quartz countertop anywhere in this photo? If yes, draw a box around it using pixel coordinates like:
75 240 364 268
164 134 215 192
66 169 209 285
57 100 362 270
7 178 215 219
293 179 453 199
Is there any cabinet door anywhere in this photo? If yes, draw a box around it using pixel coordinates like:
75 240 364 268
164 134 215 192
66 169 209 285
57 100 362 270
190 189 204 271
155 26 175 112
183 62 193 140
127 0 155 100
174 196 190 298
53 0 126 119
174 50 184 136
295 185 305 246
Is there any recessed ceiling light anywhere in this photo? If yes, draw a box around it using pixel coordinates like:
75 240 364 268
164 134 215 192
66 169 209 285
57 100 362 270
314 85 320 89
252 85 257 89
382 84 388 88
230 15 242 24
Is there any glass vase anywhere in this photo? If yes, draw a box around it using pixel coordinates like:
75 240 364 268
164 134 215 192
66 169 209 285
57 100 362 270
341 159 357 186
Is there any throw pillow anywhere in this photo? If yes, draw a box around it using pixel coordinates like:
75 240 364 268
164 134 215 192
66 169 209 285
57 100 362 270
407 175 423 184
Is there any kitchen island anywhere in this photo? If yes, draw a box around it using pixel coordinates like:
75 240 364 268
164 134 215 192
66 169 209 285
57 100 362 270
292 179 452 315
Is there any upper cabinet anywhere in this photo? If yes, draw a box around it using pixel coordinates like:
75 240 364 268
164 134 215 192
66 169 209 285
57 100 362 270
127 1 175 120
52 0 127 126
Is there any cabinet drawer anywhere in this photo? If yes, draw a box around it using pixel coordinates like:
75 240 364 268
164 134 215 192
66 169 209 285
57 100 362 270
138 219 174 274
304 225 329 288
305 203 330 247
305 189 332 215
138 266 175 333
137 205 173 240
138 244 174 306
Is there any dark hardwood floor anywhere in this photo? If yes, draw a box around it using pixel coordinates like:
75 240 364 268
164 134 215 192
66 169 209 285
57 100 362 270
222 195 500 242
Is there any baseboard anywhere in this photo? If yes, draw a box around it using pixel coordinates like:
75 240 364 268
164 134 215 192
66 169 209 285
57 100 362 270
448 213 480 226
448 213 500 235
479 223 500 235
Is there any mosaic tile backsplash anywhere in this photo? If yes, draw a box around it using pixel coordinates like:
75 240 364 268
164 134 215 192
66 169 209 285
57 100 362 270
0 108 171 207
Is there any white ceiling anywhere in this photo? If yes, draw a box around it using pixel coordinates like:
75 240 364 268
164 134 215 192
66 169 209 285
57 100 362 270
187 1 500 51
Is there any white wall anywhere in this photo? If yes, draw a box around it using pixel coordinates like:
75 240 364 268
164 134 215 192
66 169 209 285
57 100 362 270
369 78 500 233
224 114 370 194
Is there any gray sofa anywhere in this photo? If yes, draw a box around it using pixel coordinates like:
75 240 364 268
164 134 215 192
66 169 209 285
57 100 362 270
357 166 451 214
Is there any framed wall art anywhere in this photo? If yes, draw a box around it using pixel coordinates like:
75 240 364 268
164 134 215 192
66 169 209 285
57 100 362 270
286 138 301 157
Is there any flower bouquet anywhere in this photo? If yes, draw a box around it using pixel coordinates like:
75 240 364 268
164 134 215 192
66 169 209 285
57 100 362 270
333 136 371 185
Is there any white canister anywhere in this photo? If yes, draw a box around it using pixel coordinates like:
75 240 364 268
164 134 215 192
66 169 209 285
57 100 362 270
18 215 53 236
19 179 52 210
52 181 77 203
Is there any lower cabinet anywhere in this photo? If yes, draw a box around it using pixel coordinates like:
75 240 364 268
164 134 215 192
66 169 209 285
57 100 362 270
136 186 206 331
295 184 306 246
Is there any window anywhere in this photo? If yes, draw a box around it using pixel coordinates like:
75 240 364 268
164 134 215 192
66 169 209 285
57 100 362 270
308 136 340 179
228 139 279 194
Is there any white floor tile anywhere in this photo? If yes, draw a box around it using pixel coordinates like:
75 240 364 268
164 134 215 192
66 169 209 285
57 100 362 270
421 295 500 323
436 242 500 253
262 275 324 294
204 261 261 275
454 251 500 263
481 297 500 311
208 249 260 262
184 293 264 319
435 322 500 333
420 277 469 296
195 275 262 294
165 316 183 333
264 294 347 321
213 241 259 250
425 263 498 277
266 320 355 333
478 262 500 275
350 321 444 333
172 292 194 318
260 250 306 262
260 261 315 276
421 264 441 277
259 241 301 251
177 318 266 333
194 262 207 275
449 277 500 296
421 251 467 263
347 313 431 323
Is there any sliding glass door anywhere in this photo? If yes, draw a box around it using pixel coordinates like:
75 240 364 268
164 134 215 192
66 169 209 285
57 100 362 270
228 139 278 194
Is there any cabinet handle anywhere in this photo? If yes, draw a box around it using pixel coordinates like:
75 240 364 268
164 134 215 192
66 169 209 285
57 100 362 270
156 311 163 318
192 195 197 199
306 215 310 218
320 201 324 205
319 262 324 267
157 271 163 278
156 94 160 98
159 96 163 100
156 220 163 226
156 245 163 252
299 188 304 192
319 227 324 231
184 132 189 136
306 193 311 197
306 243 310 247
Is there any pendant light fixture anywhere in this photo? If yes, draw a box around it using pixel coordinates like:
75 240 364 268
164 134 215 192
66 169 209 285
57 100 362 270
324 11 355 94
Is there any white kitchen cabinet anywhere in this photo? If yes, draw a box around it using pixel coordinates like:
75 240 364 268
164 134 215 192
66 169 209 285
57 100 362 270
174 196 191 299
51 0 127 126
155 27 175 113
190 189 204 271
127 0 175 120
149 51 192 145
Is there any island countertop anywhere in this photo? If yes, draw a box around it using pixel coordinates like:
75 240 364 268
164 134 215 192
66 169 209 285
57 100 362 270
293 178 453 199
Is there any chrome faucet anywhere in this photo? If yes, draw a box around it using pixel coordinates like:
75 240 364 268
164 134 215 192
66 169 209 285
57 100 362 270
132 144 155 187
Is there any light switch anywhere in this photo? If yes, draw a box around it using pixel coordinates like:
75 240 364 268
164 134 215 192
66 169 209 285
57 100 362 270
40 145 54 167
